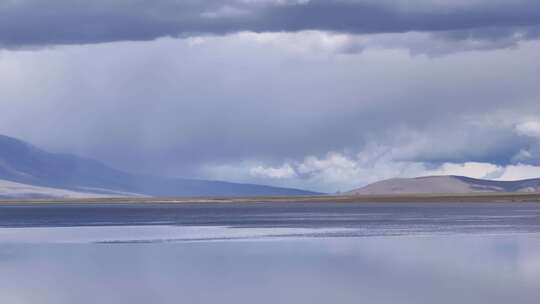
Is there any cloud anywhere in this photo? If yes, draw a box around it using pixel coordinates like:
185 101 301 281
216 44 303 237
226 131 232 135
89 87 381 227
250 164 297 179
2 1 540 49
204 151 426 192
429 162 504 179
497 164 540 180
2 29 540 191
336 30 539 56
217 154 540 193
511 121 540 165
515 121 540 138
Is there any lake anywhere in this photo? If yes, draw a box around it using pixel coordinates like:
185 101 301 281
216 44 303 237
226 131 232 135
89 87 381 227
1 202 540 303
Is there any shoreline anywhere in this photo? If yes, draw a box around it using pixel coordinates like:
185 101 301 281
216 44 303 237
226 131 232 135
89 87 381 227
2 192 540 204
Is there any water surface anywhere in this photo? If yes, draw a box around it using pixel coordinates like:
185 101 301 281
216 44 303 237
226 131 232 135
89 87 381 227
1 202 539 303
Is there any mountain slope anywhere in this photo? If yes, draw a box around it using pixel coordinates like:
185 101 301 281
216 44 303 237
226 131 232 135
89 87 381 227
0 135 319 198
0 179 142 199
347 175 540 195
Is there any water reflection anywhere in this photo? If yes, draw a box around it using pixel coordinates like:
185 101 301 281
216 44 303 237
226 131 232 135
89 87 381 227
1 235 540 304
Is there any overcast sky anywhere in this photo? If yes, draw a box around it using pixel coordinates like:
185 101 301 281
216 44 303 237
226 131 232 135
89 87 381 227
2 0 540 192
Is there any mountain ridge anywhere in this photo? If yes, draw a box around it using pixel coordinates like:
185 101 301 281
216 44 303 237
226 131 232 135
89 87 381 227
347 175 540 195
0 134 320 198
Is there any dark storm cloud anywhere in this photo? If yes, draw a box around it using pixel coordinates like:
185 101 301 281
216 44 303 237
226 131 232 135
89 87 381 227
3 2 540 190
2 0 540 48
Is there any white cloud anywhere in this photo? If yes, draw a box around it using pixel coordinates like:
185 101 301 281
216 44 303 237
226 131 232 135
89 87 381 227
512 149 534 163
515 121 540 138
429 162 503 179
236 30 523 57
236 31 354 56
250 164 297 179
497 164 540 180
205 149 427 192
205 150 540 193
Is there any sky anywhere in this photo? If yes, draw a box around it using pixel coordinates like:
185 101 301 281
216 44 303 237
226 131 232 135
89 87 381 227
2 0 540 192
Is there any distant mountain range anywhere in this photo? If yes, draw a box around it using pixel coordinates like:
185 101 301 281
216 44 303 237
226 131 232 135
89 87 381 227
347 175 540 195
0 135 319 199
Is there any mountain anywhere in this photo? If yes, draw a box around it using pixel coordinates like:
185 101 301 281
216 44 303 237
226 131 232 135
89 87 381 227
0 179 127 199
0 135 319 198
347 175 540 195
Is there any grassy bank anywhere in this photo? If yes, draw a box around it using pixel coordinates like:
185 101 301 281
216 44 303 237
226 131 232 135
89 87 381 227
2 192 540 204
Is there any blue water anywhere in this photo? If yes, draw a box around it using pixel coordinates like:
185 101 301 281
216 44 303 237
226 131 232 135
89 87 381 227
1 202 540 303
